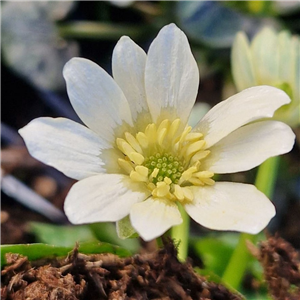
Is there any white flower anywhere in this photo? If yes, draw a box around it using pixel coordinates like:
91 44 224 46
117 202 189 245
109 0 134 8
19 24 295 241
231 27 300 127
2 1 78 91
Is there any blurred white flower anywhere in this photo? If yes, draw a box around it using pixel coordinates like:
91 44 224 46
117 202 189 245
176 1 280 49
2 1 78 91
232 27 300 127
109 0 134 8
273 1 300 15
20 24 295 241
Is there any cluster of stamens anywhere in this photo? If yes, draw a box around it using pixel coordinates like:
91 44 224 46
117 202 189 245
144 153 184 184
116 118 215 203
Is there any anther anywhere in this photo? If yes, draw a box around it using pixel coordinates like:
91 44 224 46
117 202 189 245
136 132 148 148
125 132 143 153
128 152 145 165
118 158 134 174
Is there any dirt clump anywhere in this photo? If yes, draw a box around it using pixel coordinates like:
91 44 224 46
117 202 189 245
253 235 300 300
1 240 243 300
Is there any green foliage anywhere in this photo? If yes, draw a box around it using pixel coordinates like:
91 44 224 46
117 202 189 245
89 222 140 253
28 221 140 254
1 241 131 267
191 233 240 276
29 222 97 247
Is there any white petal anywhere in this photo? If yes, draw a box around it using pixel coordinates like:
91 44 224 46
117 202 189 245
231 32 257 91
64 174 150 224
63 57 133 144
291 35 300 104
251 28 279 85
193 86 291 148
203 121 295 174
185 182 275 234
145 23 199 125
130 197 182 241
19 117 109 180
278 31 293 85
112 36 151 127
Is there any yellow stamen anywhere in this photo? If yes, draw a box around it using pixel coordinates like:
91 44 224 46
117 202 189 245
168 119 181 140
118 158 134 174
157 128 167 146
116 138 135 157
116 118 215 203
128 152 145 165
164 177 172 185
135 165 149 177
136 132 148 148
193 171 214 178
157 119 170 134
185 132 203 142
145 123 156 143
152 181 170 197
190 150 210 164
125 132 143 154
202 178 215 185
182 187 193 202
150 168 159 179
178 162 200 184
178 126 192 144
130 166 149 182
188 177 205 186
174 184 185 200
185 140 206 158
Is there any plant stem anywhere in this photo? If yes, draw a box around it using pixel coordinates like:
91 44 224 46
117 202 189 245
221 156 280 289
254 156 280 198
58 22 146 40
171 203 190 261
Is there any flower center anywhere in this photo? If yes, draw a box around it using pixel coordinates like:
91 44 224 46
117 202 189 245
144 153 184 184
116 118 215 203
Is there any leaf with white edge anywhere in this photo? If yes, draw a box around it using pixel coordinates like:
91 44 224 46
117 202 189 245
116 215 139 239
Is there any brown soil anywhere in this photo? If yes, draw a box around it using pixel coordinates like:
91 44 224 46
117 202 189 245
1 240 243 300
251 235 300 300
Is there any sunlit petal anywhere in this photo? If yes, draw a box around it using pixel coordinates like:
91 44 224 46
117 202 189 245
65 174 150 224
130 197 182 241
19 117 109 180
63 57 133 144
194 86 291 148
145 23 199 125
203 120 295 173
112 36 151 128
185 182 275 234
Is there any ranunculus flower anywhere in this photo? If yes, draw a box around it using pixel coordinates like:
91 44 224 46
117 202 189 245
231 27 300 127
19 24 295 241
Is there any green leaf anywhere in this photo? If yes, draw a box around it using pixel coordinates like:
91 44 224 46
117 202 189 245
89 222 140 253
29 221 140 254
191 233 240 276
29 222 97 247
1 241 131 267
116 215 139 239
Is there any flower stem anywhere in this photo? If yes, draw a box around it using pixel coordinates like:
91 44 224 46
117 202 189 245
255 156 280 198
221 156 280 289
58 22 146 40
171 203 190 261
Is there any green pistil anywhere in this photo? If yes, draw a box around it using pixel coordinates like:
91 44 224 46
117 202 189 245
144 153 184 184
